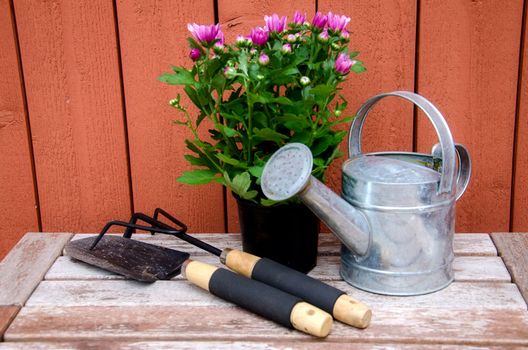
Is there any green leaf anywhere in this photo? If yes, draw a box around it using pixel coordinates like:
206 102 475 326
184 140 218 170
212 74 226 92
177 169 219 185
253 128 289 144
311 135 334 156
310 84 335 99
184 154 208 167
276 114 309 132
261 198 280 206
351 64 367 73
216 153 241 166
238 51 248 75
184 86 202 109
159 67 198 86
225 172 257 200
196 111 208 127
218 124 239 137
248 165 264 178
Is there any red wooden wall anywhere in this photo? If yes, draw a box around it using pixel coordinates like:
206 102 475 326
1 0 527 258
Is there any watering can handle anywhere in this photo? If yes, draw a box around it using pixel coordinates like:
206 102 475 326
349 91 457 195
432 143 472 201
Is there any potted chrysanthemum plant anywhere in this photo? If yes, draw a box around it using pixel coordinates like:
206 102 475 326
160 11 365 272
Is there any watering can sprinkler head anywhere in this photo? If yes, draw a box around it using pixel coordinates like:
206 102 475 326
261 143 371 257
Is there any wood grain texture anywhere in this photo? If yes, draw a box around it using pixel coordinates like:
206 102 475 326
0 343 526 350
25 280 526 310
217 0 316 232
511 2 528 231
5 306 528 346
0 0 39 259
491 233 528 306
68 232 499 255
12 0 131 232
47 255 511 283
416 0 524 232
115 0 224 232
0 232 72 306
0 306 19 341
317 1 417 196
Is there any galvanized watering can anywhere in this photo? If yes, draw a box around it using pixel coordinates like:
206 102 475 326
261 91 471 296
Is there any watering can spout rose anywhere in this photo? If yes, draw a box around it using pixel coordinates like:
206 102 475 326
262 91 472 296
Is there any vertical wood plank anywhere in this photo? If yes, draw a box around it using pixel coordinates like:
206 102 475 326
219 0 317 232
511 2 528 231
12 1 131 232
0 0 39 259
417 0 524 232
116 0 224 232
317 0 417 186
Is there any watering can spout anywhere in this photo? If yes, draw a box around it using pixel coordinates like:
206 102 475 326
299 177 371 256
261 143 371 257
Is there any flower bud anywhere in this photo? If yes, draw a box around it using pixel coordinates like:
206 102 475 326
256 74 265 80
258 53 270 65
300 76 310 86
317 29 329 43
224 66 237 79
331 42 340 50
213 42 224 54
189 48 201 61
287 34 297 43
335 109 342 117
281 43 292 54
235 35 249 47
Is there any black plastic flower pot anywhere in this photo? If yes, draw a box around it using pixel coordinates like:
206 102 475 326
235 196 320 273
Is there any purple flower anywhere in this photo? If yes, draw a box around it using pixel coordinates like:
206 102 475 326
293 11 306 25
335 53 355 74
311 12 327 29
258 53 270 65
264 14 287 33
189 48 201 61
317 29 329 42
250 27 269 46
187 23 224 45
327 12 350 33
340 30 350 41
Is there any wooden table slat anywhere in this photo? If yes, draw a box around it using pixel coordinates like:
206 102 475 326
24 280 526 311
0 342 526 350
70 232 498 256
46 255 512 283
0 233 72 306
5 306 528 346
491 233 528 306
0 306 19 341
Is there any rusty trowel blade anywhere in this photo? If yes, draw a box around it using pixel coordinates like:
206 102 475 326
65 236 190 282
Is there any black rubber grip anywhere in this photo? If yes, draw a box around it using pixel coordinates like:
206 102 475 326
251 258 345 313
208 267 301 328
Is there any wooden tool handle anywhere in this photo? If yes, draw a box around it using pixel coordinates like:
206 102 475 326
222 249 372 329
183 260 332 337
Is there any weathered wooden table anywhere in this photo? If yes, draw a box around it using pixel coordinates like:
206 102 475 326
0 232 527 349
